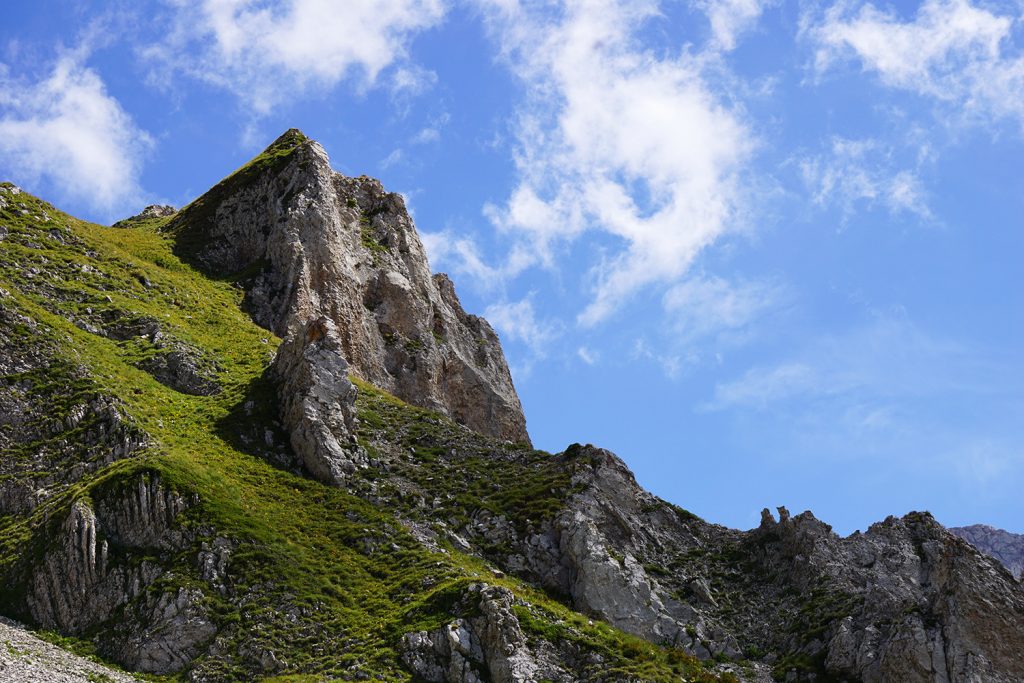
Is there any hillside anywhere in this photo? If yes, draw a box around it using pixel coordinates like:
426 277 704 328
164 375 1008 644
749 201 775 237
1 131 1022 683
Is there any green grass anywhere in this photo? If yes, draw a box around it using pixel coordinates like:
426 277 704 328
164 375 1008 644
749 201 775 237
352 379 575 533
0 184 738 681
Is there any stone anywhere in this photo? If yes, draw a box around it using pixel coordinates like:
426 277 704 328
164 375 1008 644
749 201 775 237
400 584 563 683
167 130 529 444
271 316 365 484
113 205 176 228
136 341 221 396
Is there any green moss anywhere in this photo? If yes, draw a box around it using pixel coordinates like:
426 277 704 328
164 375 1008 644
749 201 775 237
360 214 388 256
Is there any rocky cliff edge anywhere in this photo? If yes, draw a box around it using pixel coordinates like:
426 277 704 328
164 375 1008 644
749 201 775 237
165 129 529 447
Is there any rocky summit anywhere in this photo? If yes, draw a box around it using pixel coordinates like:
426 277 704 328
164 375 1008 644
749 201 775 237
0 131 1022 683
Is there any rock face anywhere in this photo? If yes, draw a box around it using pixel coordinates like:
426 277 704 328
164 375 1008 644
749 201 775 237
950 524 1024 579
136 341 221 396
0 300 149 515
752 508 1024 683
550 451 1024 682
25 474 214 674
166 130 529 445
357 427 1024 683
271 316 364 484
400 584 563 683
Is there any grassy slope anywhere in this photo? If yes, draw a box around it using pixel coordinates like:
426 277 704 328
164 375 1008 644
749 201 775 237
0 182 738 681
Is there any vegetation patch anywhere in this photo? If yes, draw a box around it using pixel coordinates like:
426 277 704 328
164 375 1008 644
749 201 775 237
0 186 734 681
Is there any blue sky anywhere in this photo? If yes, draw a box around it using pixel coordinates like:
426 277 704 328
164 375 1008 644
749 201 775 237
2 0 1022 535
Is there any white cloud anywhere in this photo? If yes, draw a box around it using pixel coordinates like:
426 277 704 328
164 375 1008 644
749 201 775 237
708 362 819 409
799 136 931 220
411 126 441 144
808 0 1024 128
380 148 405 170
0 55 152 216
704 316 1000 413
479 0 754 326
631 337 688 378
421 229 503 284
484 296 562 354
662 275 781 341
151 0 446 113
697 0 773 51
577 345 600 365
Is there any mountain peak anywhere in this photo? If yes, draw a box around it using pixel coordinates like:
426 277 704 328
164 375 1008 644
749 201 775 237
265 127 309 153
165 130 530 445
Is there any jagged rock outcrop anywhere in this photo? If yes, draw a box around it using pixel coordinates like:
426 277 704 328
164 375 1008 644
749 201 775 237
166 130 528 444
113 204 176 228
427 445 743 661
543 449 1024 682
271 316 364 484
136 340 221 396
400 584 565 683
25 474 214 674
751 508 1024 682
950 524 1024 579
106 586 217 674
355 415 1024 683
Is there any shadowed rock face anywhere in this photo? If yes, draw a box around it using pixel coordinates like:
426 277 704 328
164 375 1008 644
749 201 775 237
950 524 1024 579
166 130 529 445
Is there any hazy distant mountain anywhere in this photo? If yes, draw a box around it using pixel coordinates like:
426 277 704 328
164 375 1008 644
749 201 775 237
951 524 1024 579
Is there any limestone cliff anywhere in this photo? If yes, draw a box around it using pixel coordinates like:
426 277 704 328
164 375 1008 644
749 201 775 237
165 130 529 445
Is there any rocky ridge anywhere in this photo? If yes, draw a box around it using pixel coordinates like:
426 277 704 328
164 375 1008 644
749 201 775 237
351 384 1024 682
1 141 1023 683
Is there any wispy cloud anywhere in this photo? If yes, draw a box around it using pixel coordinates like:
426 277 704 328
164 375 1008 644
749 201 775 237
807 0 1024 129
577 345 600 365
477 0 755 326
798 136 932 220
708 362 820 409
484 296 563 355
662 274 782 342
704 315 1011 415
696 0 775 51
701 316 1024 496
148 0 447 114
0 53 152 217
421 229 503 284
379 113 450 171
